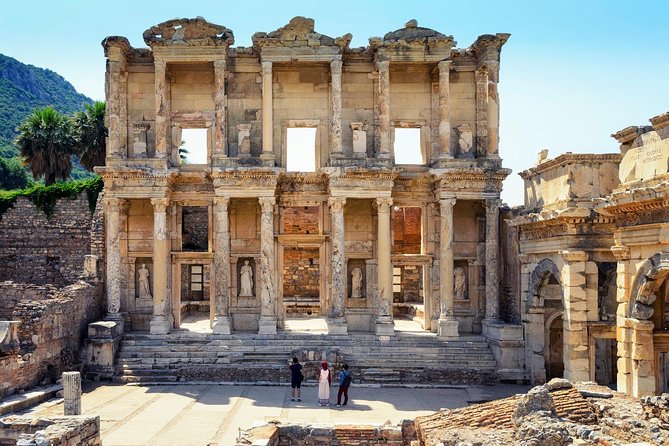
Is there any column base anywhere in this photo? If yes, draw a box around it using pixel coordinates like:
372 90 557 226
212 315 232 335
260 152 275 167
327 317 348 335
258 316 277 335
482 317 502 337
375 320 395 336
437 318 459 338
150 315 171 335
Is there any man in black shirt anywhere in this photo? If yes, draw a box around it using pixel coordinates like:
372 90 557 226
290 357 303 402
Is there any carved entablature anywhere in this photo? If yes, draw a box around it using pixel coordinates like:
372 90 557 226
369 19 455 62
95 166 178 195
277 172 328 194
611 126 643 145
101 36 131 60
431 167 510 195
650 111 669 131
325 167 399 198
211 168 279 196
143 17 234 47
467 33 510 67
252 17 351 62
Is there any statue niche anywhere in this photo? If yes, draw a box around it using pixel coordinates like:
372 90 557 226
238 258 256 297
456 124 474 158
454 266 468 300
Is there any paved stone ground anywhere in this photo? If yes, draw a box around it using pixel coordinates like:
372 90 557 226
20 383 529 445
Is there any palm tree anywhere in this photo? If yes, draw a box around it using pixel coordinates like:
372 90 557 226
15 106 76 186
73 101 107 171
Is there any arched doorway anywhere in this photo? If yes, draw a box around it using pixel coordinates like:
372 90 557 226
526 258 564 383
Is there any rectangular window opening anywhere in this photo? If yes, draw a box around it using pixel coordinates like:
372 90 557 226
180 128 208 164
393 128 424 165
287 127 317 172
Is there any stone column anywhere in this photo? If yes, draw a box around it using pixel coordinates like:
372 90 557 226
560 249 589 382
107 59 123 158
328 197 348 334
375 197 395 335
612 245 631 394
330 59 343 158
154 59 169 159
487 61 500 157
258 197 277 334
377 60 391 158
62 372 82 415
261 61 275 163
475 68 488 158
438 197 458 338
438 60 452 159
104 198 123 321
631 319 656 397
213 197 231 334
213 59 228 161
484 198 501 323
150 197 171 334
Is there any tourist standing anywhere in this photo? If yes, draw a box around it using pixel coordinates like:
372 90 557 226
318 360 331 406
336 364 352 407
289 357 303 402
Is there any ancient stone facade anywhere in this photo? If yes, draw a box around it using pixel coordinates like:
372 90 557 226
99 17 510 339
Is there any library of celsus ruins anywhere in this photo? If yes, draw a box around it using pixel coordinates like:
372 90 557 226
2 17 669 418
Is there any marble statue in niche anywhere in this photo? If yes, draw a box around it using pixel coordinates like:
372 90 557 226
239 260 254 297
351 267 363 298
457 124 473 157
454 266 467 300
138 263 152 299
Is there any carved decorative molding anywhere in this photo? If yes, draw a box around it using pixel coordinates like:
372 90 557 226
560 250 588 263
143 18 234 47
611 245 630 261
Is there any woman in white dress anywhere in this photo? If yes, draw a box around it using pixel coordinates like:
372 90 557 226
318 361 331 406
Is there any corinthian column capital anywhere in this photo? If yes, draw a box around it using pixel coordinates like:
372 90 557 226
258 196 275 214
328 197 346 213
375 197 393 213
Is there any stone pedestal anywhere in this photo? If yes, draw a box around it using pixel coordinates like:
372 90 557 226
258 316 277 335
437 319 459 338
327 317 349 335
62 372 82 416
375 317 395 336
82 320 123 379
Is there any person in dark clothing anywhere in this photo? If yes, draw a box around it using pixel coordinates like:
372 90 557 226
290 357 303 402
336 364 352 407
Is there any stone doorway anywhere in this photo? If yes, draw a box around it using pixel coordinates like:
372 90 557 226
547 313 564 379
594 338 617 386
282 247 321 316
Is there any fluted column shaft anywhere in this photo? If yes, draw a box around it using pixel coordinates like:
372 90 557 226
213 59 227 159
154 59 169 159
485 198 501 321
213 197 231 334
329 198 346 318
439 198 456 320
376 198 394 321
330 60 343 157
105 198 123 318
258 197 277 334
438 60 452 159
377 60 391 158
261 61 274 158
150 197 171 334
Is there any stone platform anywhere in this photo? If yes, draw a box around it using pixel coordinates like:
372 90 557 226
111 318 501 385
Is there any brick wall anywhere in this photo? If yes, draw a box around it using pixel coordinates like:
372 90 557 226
393 207 421 254
282 248 319 297
0 281 103 397
0 193 100 286
283 206 319 235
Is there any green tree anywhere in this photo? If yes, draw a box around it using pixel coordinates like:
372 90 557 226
15 106 75 186
0 157 31 190
73 101 107 171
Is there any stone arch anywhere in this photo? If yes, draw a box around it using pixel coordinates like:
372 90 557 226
528 258 562 308
629 252 669 326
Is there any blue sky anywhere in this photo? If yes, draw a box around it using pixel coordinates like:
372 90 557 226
1 0 667 204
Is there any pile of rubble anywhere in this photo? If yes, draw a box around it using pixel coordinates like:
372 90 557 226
414 379 669 446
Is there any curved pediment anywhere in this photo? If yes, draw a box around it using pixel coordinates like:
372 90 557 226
252 16 351 51
143 17 234 47
382 19 451 42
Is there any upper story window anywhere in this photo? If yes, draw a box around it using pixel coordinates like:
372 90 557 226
393 128 424 165
286 127 317 172
179 128 209 164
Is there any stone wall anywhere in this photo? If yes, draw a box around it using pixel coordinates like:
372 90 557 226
0 281 103 397
0 193 102 287
0 415 100 446
237 422 413 446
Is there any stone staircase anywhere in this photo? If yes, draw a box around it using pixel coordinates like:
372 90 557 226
113 330 500 385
